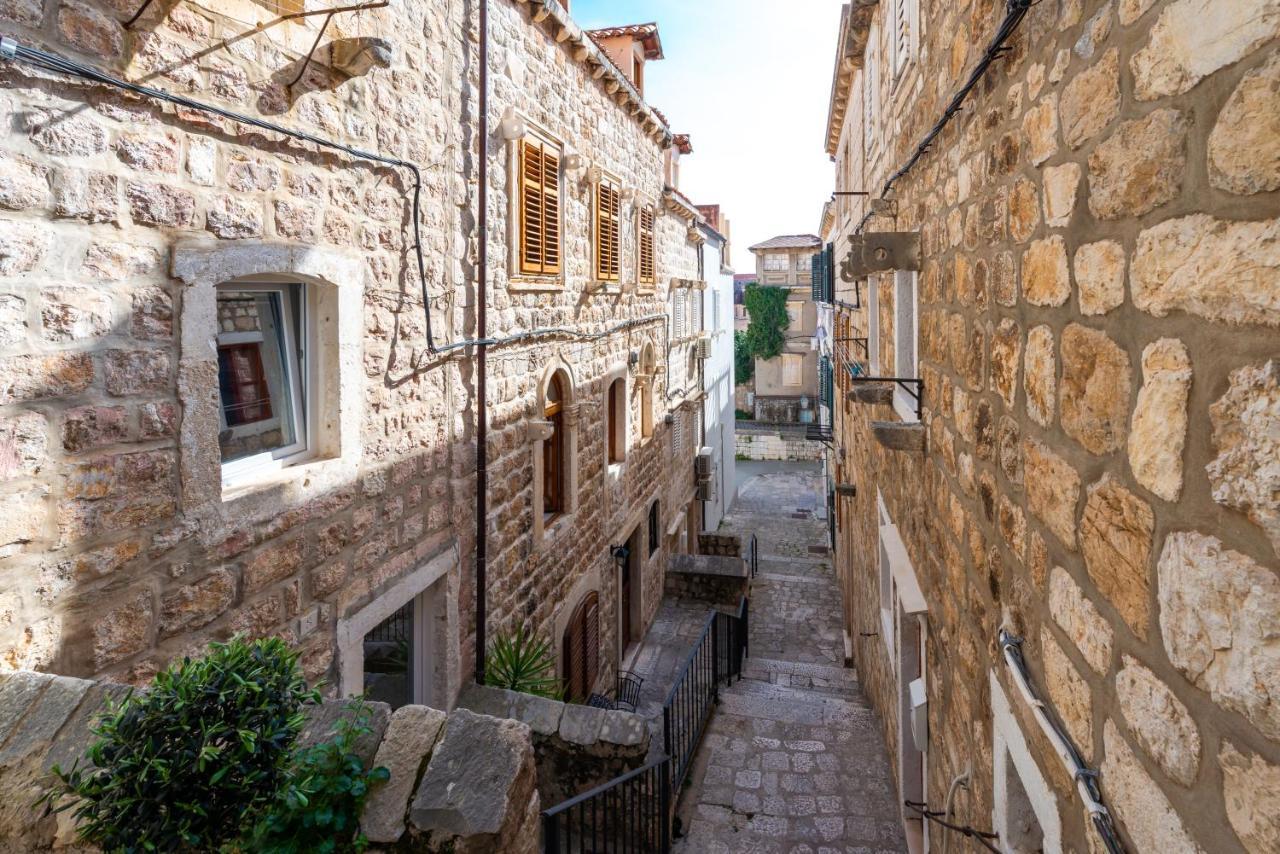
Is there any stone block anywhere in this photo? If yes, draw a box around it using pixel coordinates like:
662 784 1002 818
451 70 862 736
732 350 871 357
1039 628 1092 758
1132 214 1280 327
847 384 893 405
40 286 112 342
1088 108 1188 219
1048 566 1112 675
0 0 42 27
1022 94 1058 166
126 181 196 228
57 1 124 59
0 151 50 211
297 698 392 765
410 708 538 852
1129 339 1191 502
1116 655 1200 787
990 318 1020 409
0 295 24 348
1023 438 1079 549
1022 236 1069 307
1132 0 1279 100
1101 722 1202 852
0 411 47 482
92 590 154 670
510 690 566 738
1074 239 1124 316
116 132 180 174
1060 47 1119 149
361 704 447 844
0 674 92 764
1059 323 1130 455
1220 741 1280 852
82 241 160 281
104 349 170 396
1207 360 1279 555
1023 325 1056 427
1042 162 1080 227
599 709 647 748
159 569 236 638
62 405 127 452
52 168 118 223
0 220 49 276
1082 474 1154 639
207 194 264 240
558 703 604 747
1158 532 1280 740
244 535 308 593
1209 52 1280 195
871 422 925 452
1008 176 1040 243
0 671 52 739
0 353 93 404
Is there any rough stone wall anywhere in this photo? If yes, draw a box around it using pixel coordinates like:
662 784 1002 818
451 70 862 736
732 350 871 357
828 1 1280 851
734 427 825 461
0 0 701 711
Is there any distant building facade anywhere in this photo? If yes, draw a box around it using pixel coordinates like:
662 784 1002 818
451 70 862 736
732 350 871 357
746 234 821 423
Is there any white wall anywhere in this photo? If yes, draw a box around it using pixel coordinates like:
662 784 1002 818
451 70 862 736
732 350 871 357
700 231 737 529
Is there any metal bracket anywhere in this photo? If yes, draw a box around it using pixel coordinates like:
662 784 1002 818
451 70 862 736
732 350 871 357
839 231 921 280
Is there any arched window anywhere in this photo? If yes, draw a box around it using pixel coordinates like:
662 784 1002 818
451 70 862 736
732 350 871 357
606 377 626 464
544 371 567 517
562 591 600 703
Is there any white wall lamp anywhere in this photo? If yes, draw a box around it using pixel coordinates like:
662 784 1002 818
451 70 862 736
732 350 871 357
498 107 525 140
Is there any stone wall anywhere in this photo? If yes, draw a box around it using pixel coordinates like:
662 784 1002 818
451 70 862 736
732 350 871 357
825 1 1279 851
0 670 540 852
664 553 749 608
734 426 824 461
0 0 703 708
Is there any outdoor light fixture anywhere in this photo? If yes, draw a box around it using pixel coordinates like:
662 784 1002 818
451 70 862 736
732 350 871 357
498 107 525 140
563 152 584 171
583 164 603 185
610 545 630 567
620 187 636 202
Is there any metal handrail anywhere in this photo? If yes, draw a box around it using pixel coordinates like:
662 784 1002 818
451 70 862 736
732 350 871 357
542 754 672 853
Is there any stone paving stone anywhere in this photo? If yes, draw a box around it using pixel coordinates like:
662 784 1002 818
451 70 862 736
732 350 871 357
672 468 907 853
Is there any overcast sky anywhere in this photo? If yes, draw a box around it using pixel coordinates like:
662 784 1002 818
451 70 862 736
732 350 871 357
571 0 842 268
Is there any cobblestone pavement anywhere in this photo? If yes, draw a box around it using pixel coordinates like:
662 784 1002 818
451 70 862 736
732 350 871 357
672 467 907 854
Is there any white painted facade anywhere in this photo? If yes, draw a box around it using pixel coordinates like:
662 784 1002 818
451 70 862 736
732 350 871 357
699 225 736 530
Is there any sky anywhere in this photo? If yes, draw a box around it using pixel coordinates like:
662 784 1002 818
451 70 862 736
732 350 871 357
571 0 843 268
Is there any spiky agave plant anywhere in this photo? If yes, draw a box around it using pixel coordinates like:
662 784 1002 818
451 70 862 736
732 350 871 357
484 627 564 700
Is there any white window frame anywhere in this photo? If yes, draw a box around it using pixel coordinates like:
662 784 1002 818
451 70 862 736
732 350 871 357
217 282 312 489
763 253 789 272
892 270 919 423
892 0 920 80
990 671 1064 853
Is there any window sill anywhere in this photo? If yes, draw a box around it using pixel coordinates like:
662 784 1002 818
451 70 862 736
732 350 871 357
540 511 576 547
220 452 338 505
508 276 564 293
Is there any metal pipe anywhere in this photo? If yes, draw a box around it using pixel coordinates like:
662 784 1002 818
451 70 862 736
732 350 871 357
474 0 490 686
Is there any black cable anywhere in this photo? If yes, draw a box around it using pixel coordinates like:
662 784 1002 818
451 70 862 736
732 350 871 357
904 801 1001 853
855 0 1033 236
0 37 438 352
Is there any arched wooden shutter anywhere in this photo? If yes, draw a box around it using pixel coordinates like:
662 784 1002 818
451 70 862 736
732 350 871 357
562 591 600 703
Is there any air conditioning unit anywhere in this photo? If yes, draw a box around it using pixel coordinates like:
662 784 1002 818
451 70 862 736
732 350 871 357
696 337 713 360
694 446 714 478
695 480 714 501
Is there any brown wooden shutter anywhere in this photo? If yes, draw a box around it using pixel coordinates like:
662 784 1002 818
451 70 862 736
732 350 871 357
596 181 620 281
583 592 599 696
541 147 561 274
563 606 584 701
562 591 600 703
520 141 545 275
639 207 655 284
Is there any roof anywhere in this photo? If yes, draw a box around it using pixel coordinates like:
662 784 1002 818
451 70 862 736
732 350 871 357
586 22 664 60
825 3 877 156
749 234 821 252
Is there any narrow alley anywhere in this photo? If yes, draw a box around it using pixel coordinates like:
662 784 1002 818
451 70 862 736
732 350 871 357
673 464 906 853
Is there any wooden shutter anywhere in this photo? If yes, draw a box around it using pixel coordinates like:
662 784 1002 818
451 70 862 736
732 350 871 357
595 181 620 281
562 592 599 703
639 207 655 285
520 138 561 276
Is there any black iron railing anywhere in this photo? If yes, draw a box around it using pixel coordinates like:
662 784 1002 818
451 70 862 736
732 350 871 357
542 755 671 854
662 605 746 791
746 533 759 578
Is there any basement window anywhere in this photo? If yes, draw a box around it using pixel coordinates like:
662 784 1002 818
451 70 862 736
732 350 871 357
217 282 309 485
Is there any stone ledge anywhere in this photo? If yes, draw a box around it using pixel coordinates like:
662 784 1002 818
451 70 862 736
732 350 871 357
666 553 750 607
871 421 927 451
848 384 894 405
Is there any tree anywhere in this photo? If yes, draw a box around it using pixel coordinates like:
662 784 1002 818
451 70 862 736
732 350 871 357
734 330 754 384
742 285 790 361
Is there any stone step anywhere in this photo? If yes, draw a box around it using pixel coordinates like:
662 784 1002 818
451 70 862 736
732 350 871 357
726 677 873 713
742 656 858 684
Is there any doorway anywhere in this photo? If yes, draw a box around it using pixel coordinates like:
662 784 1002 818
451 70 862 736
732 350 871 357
619 526 643 661
360 586 443 710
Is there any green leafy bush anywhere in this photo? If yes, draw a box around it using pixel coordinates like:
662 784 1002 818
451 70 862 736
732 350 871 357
45 636 318 852
733 330 754 385
485 627 563 699
247 698 391 854
742 285 790 361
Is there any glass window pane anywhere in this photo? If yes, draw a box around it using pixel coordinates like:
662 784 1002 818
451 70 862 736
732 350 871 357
216 286 303 465
363 600 414 709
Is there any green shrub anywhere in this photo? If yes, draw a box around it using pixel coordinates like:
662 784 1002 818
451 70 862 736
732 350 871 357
247 698 391 854
485 627 563 699
45 636 318 853
733 330 754 384
742 285 790 361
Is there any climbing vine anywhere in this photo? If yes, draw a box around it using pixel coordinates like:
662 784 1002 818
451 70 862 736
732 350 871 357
741 285 790 362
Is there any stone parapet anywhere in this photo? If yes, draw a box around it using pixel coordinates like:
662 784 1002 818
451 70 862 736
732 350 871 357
665 553 749 607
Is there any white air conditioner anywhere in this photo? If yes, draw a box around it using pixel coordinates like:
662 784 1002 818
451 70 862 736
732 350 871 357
696 337 713 360
695 480 714 501
909 678 928 752
694 446 714 478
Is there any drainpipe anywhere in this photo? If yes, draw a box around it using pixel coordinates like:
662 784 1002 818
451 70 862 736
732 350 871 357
474 0 490 687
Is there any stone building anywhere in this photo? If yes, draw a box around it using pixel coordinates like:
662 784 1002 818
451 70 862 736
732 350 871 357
820 0 1279 852
746 233 822 423
0 0 716 719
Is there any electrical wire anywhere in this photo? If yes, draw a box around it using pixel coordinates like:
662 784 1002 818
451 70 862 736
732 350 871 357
999 630 1127 854
904 801 1000 853
0 36 439 352
854 0 1034 235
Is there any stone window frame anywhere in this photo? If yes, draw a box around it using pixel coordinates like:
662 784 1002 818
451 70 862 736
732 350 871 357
335 544 461 711
603 363 629 469
990 670 1063 852
172 242 364 521
531 356 581 545
506 117 566 293
636 341 657 442
892 270 919 423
